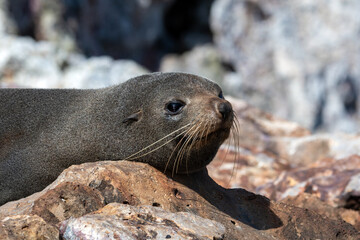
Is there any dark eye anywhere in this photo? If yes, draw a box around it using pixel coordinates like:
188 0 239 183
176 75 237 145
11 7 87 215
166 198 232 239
165 101 185 114
218 91 224 99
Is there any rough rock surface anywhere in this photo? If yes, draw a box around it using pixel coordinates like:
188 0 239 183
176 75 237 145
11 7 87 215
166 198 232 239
210 0 360 133
60 203 225 240
281 193 360 231
0 214 59 239
0 161 358 239
258 155 360 204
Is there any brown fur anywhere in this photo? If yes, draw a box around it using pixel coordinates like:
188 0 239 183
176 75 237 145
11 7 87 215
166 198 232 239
0 72 233 205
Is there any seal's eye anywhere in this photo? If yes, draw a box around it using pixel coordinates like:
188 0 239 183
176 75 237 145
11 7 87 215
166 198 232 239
218 91 224 99
166 101 185 114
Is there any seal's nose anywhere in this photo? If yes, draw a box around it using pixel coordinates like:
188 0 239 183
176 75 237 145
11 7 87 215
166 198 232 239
218 102 232 120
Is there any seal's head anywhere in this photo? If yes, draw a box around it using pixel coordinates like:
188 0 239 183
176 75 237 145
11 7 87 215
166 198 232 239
112 72 235 174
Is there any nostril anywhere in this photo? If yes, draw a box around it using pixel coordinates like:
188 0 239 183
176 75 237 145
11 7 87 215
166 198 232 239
218 102 232 120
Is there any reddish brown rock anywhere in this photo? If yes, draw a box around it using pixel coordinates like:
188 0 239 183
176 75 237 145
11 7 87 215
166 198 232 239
207 98 360 234
208 98 319 191
208 146 289 191
257 155 360 206
208 98 306 190
210 99 360 198
225 97 310 151
281 193 360 231
0 214 59 240
0 161 358 239
31 182 105 225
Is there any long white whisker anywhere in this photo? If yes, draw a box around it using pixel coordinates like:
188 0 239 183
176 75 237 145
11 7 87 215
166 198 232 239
226 112 240 188
176 122 202 174
122 123 191 160
165 122 198 173
125 128 190 161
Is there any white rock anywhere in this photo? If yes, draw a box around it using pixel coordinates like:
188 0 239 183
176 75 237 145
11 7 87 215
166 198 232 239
60 203 225 240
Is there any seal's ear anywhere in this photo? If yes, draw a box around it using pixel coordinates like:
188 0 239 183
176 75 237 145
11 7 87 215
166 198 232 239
122 110 142 123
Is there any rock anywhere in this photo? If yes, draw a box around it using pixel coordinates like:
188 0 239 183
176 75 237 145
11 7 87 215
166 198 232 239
267 133 360 168
0 161 358 239
159 46 251 97
62 56 149 89
227 96 310 138
160 44 226 87
210 0 360 133
203 96 360 233
281 193 360 231
340 172 360 212
209 97 360 218
344 173 360 199
210 97 360 179
41 0 175 70
0 0 16 35
59 203 225 240
208 145 289 190
0 34 148 88
0 215 59 240
5 0 215 71
266 135 331 167
257 155 360 206
31 0 77 52
0 35 63 88
31 182 105 226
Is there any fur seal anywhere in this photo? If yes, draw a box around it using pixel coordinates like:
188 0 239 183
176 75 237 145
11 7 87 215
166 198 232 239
0 72 235 205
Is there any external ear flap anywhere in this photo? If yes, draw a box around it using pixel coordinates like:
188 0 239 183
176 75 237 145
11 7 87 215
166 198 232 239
122 110 142 123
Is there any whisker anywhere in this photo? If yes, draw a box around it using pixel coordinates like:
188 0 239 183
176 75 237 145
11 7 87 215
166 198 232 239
185 121 205 173
165 122 198 173
173 122 201 175
226 112 241 188
177 121 203 174
125 127 189 161
123 123 192 160
221 127 232 169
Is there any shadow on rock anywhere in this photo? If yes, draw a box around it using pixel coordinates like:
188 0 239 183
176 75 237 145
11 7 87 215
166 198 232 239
171 168 283 230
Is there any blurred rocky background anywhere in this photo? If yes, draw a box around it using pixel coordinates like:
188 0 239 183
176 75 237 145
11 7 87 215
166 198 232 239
1 0 360 237
1 0 359 133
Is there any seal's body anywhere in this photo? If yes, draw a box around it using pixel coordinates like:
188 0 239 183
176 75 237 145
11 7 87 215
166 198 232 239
0 72 233 205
